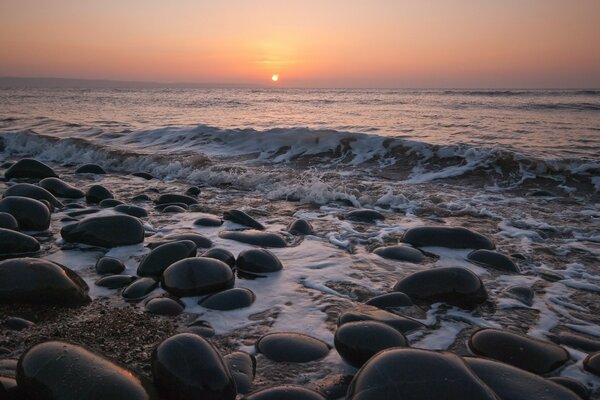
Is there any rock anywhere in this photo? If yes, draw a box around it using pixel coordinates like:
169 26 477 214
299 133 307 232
75 163 106 174
3 183 63 207
338 305 425 334
220 230 286 248
0 196 51 231
529 189 558 197
312 375 353 400
552 332 600 353
96 274 137 289
184 320 215 337
401 226 495 249
223 210 265 230
95 256 125 274
99 198 124 208
393 267 488 309
67 208 99 217
122 278 158 301
373 245 424 263
132 194 152 202
0 212 18 230
185 186 201 196
505 286 534 307
0 258 89 305
163 205 187 213
114 204 148 218
346 209 385 222
162 258 235 297
467 250 519 273
155 203 189 212
335 321 408 367
61 215 145 247
199 288 255 310
256 332 330 363
243 386 326 400
132 172 155 180
365 292 413 309
0 228 40 257
17 341 150 400
4 159 57 180
583 351 600 376
548 377 590 400
237 249 283 273
287 219 314 235
137 240 197 277
346 348 499 400
149 233 212 249
85 185 114 203
202 248 235 268
145 297 184 316
194 216 223 227
224 352 256 394
468 328 570 374
464 357 580 400
152 333 236 400
155 194 198 206
5 317 34 330
39 177 85 198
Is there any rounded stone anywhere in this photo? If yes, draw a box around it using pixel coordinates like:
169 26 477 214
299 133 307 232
223 210 265 230
468 328 570 374
99 199 124 208
132 172 155 180
365 292 413 309
0 258 89 305
85 185 114 204
334 321 408 367
401 226 495 249
114 204 148 218
132 194 152 201
39 177 85 198
393 267 488 309
75 164 106 174
4 159 57 180
95 274 136 289
0 196 51 231
185 186 201 196
137 240 197 277
0 228 40 257
346 209 385 222
194 216 223 227
61 215 145 247
152 333 236 400
583 351 600 376
0 212 19 230
122 278 159 301
338 305 425 334
163 205 187 213
287 219 314 235
199 288 255 310
552 332 600 353
373 245 424 263
220 230 286 248
151 233 212 249
237 249 283 273
224 351 256 394
467 249 519 273
548 377 590 399
5 317 35 331
145 297 184 316
155 202 189 211
155 194 198 206
3 183 63 207
505 286 534 307
184 320 215 337
243 386 326 400
162 258 235 297
346 348 499 400
255 332 330 363
95 256 125 275
17 341 150 400
202 248 235 268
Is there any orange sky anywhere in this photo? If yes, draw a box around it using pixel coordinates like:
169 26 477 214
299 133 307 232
1 0 599 87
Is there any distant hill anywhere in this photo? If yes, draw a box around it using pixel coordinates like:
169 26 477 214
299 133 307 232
0 77 260 89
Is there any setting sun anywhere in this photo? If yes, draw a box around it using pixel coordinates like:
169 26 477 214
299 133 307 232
271 74 279 82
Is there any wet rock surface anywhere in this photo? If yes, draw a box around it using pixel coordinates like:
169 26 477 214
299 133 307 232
237 249 283 273
0 228 40 257
0 196 51 231
243 385 326 400
137 240 197 277
373 244 424 263
61 214 145 247
256 332 330 363
223 209 265 230
39 177 85 198
162 257 235 297
467 249 520 273
4 159 57 180
199 287 256 310
219 230 287 248
3 183 63 207
402 226 495 249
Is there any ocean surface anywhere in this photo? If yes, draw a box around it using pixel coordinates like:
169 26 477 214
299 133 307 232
1 88 600 394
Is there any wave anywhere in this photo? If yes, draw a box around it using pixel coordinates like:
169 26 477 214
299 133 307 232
442 90 600 97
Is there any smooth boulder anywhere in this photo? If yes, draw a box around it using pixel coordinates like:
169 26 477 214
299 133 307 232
145 297 184 316
85 185 114 204
39 177 85 198
237 249 283 273
223 210 265 230
338 305 425 334
346 209 385 222
287 219 314 235
96 274 137 289
75 163 106 174
467 250 519 273
199 288 255 310
122 278 158 301
219 230 286 248
114 204 149 218
256 332 330 363
365 292 413 309
402 226 495 249
373 245 424 263
0 196 51 231
243 386 326 400
202 248 236 268
137 240 197 277
162 258 235 297
95 256 125 275
155 194 198 206
0 228 40 257
225 352 256 394
0 212 19 230
4 159 57 180
61 215 145 247
3 183 63 207
194 216 223 227
583 351 600 376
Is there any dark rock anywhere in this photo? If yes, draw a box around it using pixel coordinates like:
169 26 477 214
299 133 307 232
194 216 223 227
220 230 287 248
163 205 187 213
467 250 519 273
155 194 198 206
114 204 148 218
529 189 558 197
145 297 184 316
373 245 424 263
95 257 125 275
505 286 534 307
185 186 201 196
151 233 212 249
4 159 57 180
5 317 34 330
346 209 385 222
67 208 100 217
122 278 158 301
64 202 86 209
75 163 106 174
85 185 114 204
155 202 189 211
99 198 124 208
237 249 283 273
0 212 18 230
335 321 408 367
39 177 85 198
0 228 40 257
162 258 234 297
61 215 145 247
17 341 150 400
464 357 580 400
401 226 495 249
552 332 600 353
0 196 51 231
468 328 570 374
199 288 255 310
583 351 600 376
338 305 425 334
96 274 137 289
312 375 353 400
223 210 265 230
132 172 155 180
393 267 488 309
184 320 215 337
548 377 590 400
256 332 330 363
243 386 326 400
137 240 197 277
224 351 255 394
3 183 63 207
202 248 235 268
152 333 236 400
347 348 499 400
132 194 152 202
365 292 413 309
287 219 314 235
0 258 89 305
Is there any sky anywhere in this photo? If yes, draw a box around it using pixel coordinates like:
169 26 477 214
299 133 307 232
1 0 599 88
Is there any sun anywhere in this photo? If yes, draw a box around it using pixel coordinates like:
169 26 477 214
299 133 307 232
271 74 279 82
